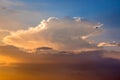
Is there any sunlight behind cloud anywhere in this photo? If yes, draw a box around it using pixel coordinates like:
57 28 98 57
0 55 19 66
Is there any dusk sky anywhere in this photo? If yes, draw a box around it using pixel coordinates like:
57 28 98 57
0 0 120 80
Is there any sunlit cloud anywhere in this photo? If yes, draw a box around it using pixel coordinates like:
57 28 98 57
0 0 120 80
97 41 120 47
2 17 103 51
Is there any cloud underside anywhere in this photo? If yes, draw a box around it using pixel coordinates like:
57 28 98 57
2 17 103 51
0 45 120 80
1 61 120 80
0 45 120 64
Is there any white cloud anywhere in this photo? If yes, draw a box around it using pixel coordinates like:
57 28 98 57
2 17 103 51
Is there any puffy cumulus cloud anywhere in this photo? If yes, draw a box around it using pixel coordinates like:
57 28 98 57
2 17 103 51
0 0 50 31
0 16 24 45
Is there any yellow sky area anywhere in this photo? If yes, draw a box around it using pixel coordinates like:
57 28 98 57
0 55 19 66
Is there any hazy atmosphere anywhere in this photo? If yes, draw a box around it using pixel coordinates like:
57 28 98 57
0 0 120 80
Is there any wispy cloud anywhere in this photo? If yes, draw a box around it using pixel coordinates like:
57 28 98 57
97 42 120 47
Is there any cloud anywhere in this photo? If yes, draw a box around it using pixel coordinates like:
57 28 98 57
2 17 103 51
102 51 120 60
0 45 106 64
0 45 120 63
81 24 103 40
97 42 120 47
0 0 51 31
0 0 60 46
0 45 120 80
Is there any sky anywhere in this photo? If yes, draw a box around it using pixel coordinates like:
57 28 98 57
0 0 120 80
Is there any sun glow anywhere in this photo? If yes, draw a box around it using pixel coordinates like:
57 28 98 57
0 55 18 66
